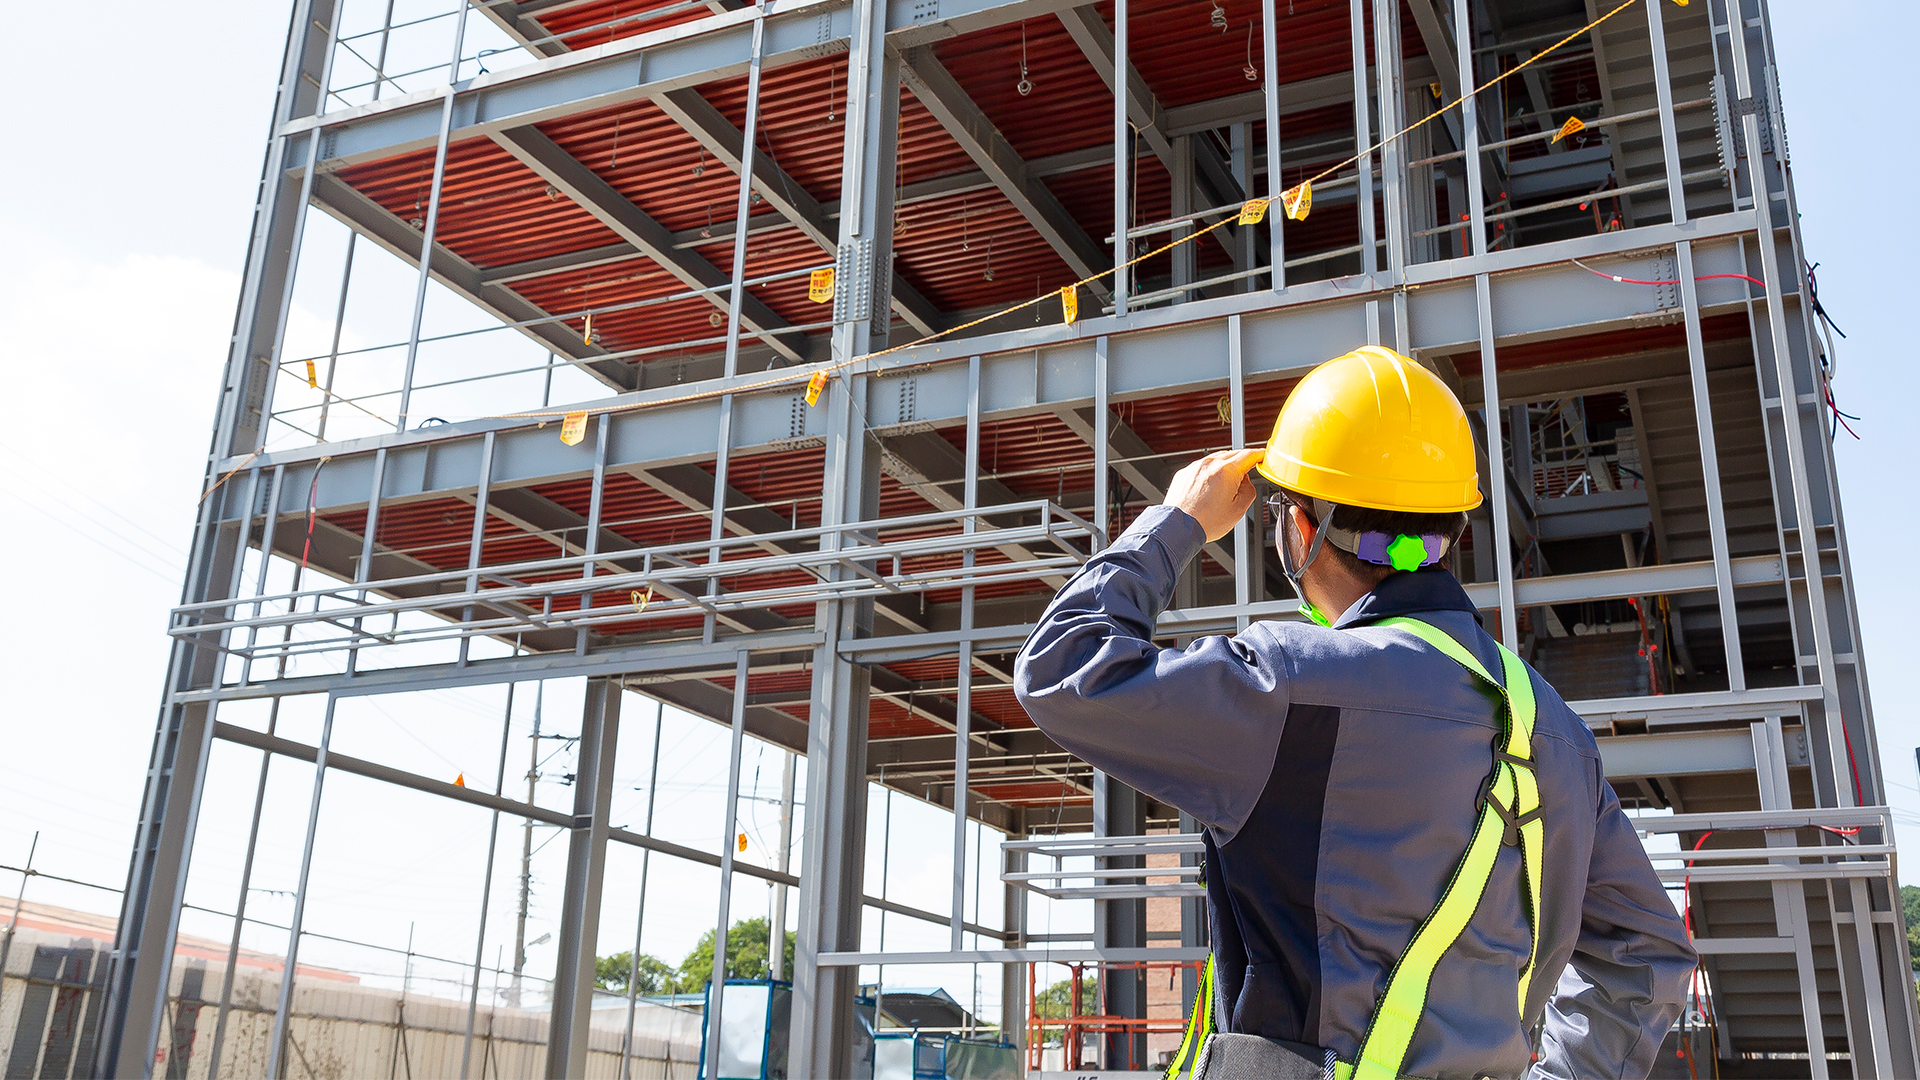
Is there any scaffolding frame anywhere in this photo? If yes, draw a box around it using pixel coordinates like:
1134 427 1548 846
92 0 1920 1076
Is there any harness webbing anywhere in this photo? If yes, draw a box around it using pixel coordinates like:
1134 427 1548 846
1164 619 1541 1080
1331 617 1542 1080
1164 952 1216 1079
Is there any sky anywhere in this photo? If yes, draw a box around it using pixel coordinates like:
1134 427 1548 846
0 0 1916 1046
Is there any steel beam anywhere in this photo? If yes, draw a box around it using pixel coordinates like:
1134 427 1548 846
491 125 815 364
309 171 635 390
651 87 944 336
1055 6 1239 258
897 46 1112 294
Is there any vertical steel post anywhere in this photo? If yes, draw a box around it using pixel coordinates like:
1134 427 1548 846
1452 0 1514 648
951 641 973 953
1455 0 1485 259
1676 243 1745 689
1229 315 1249 630
1262 0 1284 290
621 700 665 1080
1751 718 1828 1076
705 653 753 1076
1349 0 1376 278
768 749 796 982
793 0 891 1062
545 677 622 1079
1644 0 1687 225
102 8 337 1067
721 14 767 378
1373 0 1405 282
459 430 497 667
395 1 474 431
1094 337 1109 546
315 0 398 443
1112 0 1130 315
790 372 878 1076
265 693 339 1080
579 415 610 654
1476 275 1516 651
254 1 347 442
460 676 518 1080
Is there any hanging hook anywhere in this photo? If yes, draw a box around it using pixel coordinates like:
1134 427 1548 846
1211 0 1228 32
983 235 995 281
1017 21 1033 96
1244 23 1258 80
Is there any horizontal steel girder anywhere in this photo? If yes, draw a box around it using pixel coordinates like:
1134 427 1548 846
213 215 1776 503
290 0 1094 169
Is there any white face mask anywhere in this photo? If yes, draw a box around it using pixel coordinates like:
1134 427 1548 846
1271 494 1336 626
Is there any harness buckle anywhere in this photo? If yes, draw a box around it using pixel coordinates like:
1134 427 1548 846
1477 769 1543 847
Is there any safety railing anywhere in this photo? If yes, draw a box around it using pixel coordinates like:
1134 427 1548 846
1002 834 1206 901
170 501 1102 672
1636 807 1896 885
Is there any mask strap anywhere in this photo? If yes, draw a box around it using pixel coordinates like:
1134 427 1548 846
1279 496 1336 612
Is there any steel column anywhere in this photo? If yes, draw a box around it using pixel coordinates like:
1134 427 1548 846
790 368 878 1075
395 2 475 431
704 652 754 1075
1112 0 1130 315
544 677 622 1079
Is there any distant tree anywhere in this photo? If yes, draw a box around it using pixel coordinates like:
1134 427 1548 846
1903 885 1920 962
1031 976 1098 1019
677 917 797 987
595 951 678 994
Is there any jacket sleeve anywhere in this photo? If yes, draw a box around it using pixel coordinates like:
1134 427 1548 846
1531 773 1698 1079
1013 504 1290 839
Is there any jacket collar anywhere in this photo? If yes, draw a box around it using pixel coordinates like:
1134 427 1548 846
1331 569 1481 630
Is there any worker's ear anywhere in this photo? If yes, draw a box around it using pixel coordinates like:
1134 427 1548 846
1287 502 1318 554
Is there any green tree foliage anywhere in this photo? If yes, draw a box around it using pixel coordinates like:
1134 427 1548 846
1902 885 1920 962
595 917 797 998
675 917 798 988
594 951 679 994
1031 976 1098 1019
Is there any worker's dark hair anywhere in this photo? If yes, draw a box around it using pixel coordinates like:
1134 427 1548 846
1274 488 1470 577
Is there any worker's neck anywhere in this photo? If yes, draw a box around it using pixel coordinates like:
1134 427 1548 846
1300 563 1384 625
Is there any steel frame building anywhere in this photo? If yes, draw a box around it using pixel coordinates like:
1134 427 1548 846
95 0 1919 1074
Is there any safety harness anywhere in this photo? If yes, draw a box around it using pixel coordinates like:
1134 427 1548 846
1164 618 1542 1080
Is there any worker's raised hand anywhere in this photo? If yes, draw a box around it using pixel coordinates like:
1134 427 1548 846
1164 448 1264 543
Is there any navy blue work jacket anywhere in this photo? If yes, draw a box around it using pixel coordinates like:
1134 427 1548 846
1013 505 1696 1080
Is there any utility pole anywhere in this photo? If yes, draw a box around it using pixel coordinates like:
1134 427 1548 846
510 682 543 1008
769 752 796 981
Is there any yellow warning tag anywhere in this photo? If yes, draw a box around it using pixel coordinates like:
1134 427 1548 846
1238 198 1269 225
630 586 652 613
805 369 829 407
1282 182 1312 221
1060 285 1078 325
809 267 836 303
738 833 748 853
1552 116 1586 144
1430 82 1443 100
560 411 589 445
582 312 594 343
305 359 318 389
1671 0 1687 5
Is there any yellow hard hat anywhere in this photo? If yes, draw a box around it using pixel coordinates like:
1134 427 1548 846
1255 346 1483 513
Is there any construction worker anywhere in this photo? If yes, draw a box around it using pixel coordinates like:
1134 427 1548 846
1014 347 1695 1080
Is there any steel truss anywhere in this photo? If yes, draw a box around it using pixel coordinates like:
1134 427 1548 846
94 0 1919 1076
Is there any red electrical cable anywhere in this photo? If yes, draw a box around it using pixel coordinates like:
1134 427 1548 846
1570 256 1768 291
298 457 331 582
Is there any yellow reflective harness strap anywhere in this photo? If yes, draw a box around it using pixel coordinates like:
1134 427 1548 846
1328 617 1540 1080
1164 952 1216 1079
